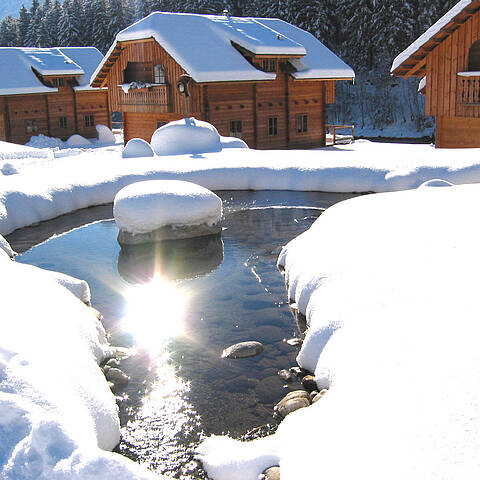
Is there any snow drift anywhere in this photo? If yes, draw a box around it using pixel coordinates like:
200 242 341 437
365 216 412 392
199 183 480 479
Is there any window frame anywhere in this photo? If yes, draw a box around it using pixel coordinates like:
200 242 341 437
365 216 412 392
297 114 308 134
26 119 38 134
154 64 166 84
262 58 277 73
59 116 68 129
268 116 278 136
229 120 243 138
84 114 95 128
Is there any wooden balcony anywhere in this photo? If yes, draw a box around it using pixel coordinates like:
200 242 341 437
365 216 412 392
458 73 480 105
114 84 171 113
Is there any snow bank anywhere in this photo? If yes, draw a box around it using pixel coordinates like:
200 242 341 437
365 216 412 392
5 140 480 235
200 183 480 479
219 136 249 149
123 138 155 158
0 233 15 258
151 118 222 155
114 179 222 234
96 125 116 144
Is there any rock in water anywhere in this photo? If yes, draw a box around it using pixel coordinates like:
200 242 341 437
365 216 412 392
274 390 311 418
221 341 264 359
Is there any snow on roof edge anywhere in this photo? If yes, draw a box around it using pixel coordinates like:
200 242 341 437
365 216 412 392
391 0 472 73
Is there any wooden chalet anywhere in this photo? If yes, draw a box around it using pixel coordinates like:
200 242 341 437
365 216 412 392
392 0 480 148
0 47 110 145
91 12 354 149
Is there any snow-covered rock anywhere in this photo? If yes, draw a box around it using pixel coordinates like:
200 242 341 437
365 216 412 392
96 124 116 144
123 138 155 158
66 134 91 147
199 183 480 479
151 117 222 156
114 179 222 243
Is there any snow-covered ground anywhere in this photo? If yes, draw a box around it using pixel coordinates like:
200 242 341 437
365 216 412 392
198 182 480 479
2 138 480 236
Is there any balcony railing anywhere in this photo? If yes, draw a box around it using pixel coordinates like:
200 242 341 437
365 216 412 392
458 73 480 105
115 84 170 109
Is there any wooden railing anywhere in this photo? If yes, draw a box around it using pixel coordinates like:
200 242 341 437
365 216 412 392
116 84 170 110
458 75 480 105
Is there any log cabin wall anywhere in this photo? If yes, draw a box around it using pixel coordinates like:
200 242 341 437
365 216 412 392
75 90 110 138
426 9 480 119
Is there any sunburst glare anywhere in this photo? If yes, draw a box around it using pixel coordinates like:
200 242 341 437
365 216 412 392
121 277 188 353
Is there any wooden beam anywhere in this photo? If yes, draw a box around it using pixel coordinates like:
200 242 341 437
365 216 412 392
403 57 427 77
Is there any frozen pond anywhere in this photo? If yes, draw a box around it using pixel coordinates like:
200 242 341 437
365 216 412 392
10 190 359 478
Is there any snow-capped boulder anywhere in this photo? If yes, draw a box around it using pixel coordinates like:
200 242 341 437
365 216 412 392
114 180 223 244
66 134 91 147
96 125 116 144
150 117 222 156
122 138 155 158
418 178 454 188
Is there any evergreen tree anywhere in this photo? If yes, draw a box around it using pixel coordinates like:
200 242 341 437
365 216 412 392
25 0 40 45
18 5 30 46
0 16 19 46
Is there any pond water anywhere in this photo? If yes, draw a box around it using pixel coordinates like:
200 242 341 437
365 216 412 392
11 190 359 478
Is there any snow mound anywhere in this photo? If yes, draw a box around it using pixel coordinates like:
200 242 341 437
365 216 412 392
114 180 222 234
199 184 480 480
123 138 155 158
219 136 249 149
67 134 91 147
96 125 116 144
0 233 15 258
151 117 222 156
1 162 18 176
26 134 65 149
418 178 454 188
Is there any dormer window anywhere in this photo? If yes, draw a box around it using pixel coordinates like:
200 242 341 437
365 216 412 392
52 78 64 87
262 59 277 72
154 64 166 84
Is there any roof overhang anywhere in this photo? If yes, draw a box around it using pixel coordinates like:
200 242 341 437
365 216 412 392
391 0 480 78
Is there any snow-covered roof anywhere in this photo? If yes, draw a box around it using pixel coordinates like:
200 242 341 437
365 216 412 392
57 47 105 91
92 12 354 85
391 0 479 76
0 47 103 96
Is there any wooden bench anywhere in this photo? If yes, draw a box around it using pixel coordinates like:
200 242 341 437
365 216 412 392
326 124 355 145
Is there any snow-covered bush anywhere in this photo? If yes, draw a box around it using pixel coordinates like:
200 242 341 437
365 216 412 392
96 125 116 144
151 117 222 156
66 134 91 147
123 138 155 158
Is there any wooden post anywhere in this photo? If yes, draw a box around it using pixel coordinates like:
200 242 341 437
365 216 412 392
203 85 210 122
254 84 258 149
73 92 79 133
4 97 12 143
45 95 51 137
285 74 290 149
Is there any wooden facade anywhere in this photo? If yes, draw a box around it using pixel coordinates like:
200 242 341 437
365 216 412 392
392 0 480 148
0 76 110 145
94 38 341 148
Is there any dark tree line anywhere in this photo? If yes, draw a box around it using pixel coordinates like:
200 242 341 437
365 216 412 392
0 0 458 72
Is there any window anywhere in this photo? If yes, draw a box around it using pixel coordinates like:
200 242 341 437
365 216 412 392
26 119 38 133
268 117 278 136
262 59 277 72
59 116 67 129
297 114 308 133
229 120 242 138
84 114 95 127
124 61 152 83
469 40 480 71
52 78 64 87
154 64 166 84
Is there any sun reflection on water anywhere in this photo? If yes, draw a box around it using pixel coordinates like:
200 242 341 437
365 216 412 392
121 277 188 353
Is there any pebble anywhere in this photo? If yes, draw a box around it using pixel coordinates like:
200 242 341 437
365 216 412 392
106 367 130 387
278 369 294 382
285 337 303 347
289 366 311 379
301 375 317 392
274 390 311 418
312 389 328 403
221 341 264 359
261 466 280 480
309 390 319 401
106 358 120 368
